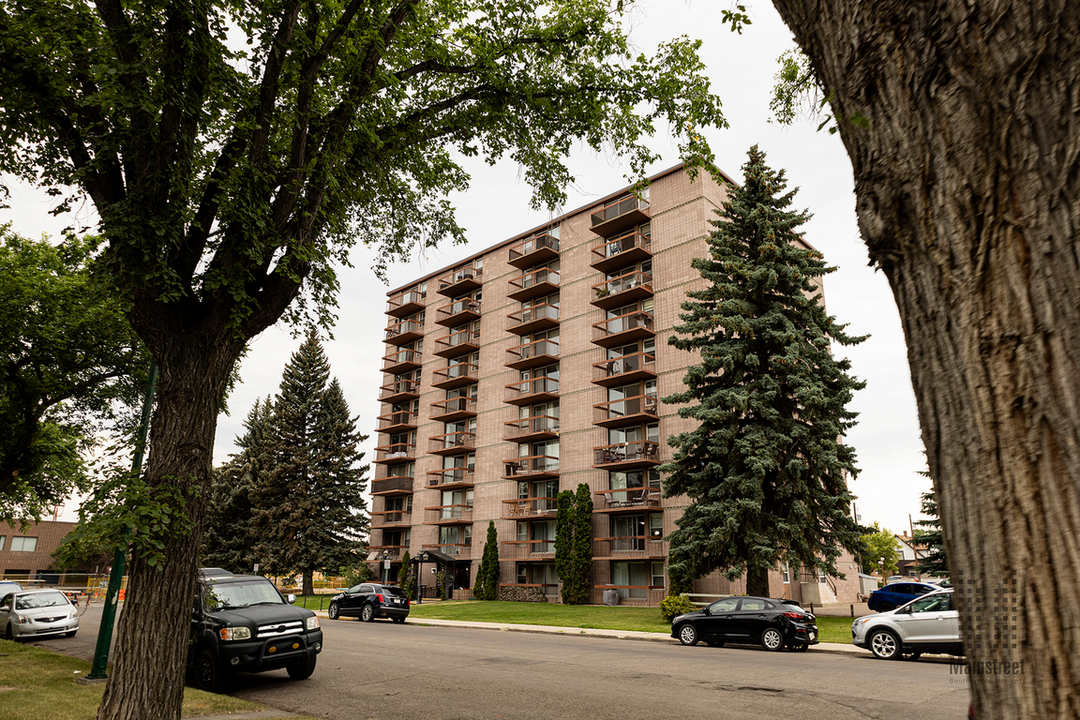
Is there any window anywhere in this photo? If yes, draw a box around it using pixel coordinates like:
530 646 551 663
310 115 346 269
651 561 665 590
0 536 4 551
612 561 648 599
10 537 37 552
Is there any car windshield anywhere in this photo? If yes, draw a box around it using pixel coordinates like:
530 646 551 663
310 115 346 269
205 579 283 611
15 591 69 610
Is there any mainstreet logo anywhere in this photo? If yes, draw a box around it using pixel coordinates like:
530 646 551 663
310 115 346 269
950 660 1026 675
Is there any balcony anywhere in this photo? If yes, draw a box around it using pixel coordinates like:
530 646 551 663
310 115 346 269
592 351 656 388
593 395 659 429
508 268 560 302
421 542 473 558
505 338 559 371
424 504 474 525
376 410 418 434
426 467 475 489
592 440 660 469
437 266 482 296
370 510 412 528
504 376 559 405
386 290 426 318
384 319 424 345
378 379 420 404
366 545 405 561
434 328 480 358
502 454 559 479
591 270 653 310
590 230 653 274
428 431 476 456
503 415 559 443
430 396 477 422
432 360 479 390
371 475 414 495
499 539 555 560
589 193 650 237
502 496 559 519
592 310 654 348
435 298 482 327
593 535 667 560
506 303 559 335
382 348 422 375
374 442 417 464
593 486 663 513
508 231 560 269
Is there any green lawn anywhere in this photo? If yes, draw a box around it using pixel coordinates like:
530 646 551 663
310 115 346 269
298 595 855 644
0 639 319 720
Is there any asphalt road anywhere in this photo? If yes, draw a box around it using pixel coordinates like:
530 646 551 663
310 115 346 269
39 605 971 720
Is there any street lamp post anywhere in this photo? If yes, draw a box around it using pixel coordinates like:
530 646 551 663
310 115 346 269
415 551 430 604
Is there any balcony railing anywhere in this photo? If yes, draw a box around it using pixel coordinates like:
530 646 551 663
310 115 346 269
507 268 560 302
386 290 426 317
371 510 412 528
593 486 662 511
504 376 559 404
367 545 406 561
508 231 560 269
589 194 651 237
593 440 660 467
502 496 559 518
421 542 472 557
593 536 667 559
590 229 653 273
592 270 653 309
376 410 418 433
435 298 482 327
424 504 474 524
434 328 480 358
432 361 479 389
428 431 476 455
371 475 414 494
502 454 559 478
384 319 423 344
592 310 654 347
593 395 658 426
593 351 656 386
430 396 477 421
505 338 559 370
503 415 560 442
506 303 559 335
374 443 417 463
437 266 483 295
427 467 475 488
382 348 422 374
378 379 420 402
499 539 555 559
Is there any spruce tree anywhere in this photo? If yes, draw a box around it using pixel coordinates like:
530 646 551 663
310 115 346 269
914 489 949 577
662 146 867 597
554 484 593 605
473 520 500 600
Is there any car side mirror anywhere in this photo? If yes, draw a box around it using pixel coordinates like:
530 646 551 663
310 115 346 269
287 593 297 604
702 607 711 616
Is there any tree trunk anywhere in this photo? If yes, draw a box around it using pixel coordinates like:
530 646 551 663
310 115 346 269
97 331 243 720
771 2 1080 716
746 564 770 598
303 569 314 597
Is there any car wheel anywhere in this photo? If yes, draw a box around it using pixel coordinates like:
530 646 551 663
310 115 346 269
677 624 699 646
760 627 785 652
869 629 902 660
361 603 375 622
4 623 13 641
392 616 406 624
286 654 317 680
877 602 894 612
195 649 226 693
328 602 340 620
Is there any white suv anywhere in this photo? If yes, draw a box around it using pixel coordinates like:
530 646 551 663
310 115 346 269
851 589 963 660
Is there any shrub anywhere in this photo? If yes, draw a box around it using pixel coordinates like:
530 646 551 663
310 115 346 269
659 593 698 622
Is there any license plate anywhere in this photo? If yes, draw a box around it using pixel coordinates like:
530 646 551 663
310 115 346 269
809 631 816 640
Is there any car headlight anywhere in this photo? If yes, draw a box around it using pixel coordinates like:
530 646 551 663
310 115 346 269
672 615 686 624
218 626 252 641
853 617 874 627
306 616 321 630
17 614 31 625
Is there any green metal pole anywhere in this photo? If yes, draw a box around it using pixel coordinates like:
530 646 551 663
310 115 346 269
88 361 158 680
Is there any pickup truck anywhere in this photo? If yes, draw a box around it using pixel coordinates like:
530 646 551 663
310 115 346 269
189 569 323 692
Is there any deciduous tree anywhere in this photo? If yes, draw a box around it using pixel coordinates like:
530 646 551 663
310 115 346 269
661 147 865 598
858 522 900 578
0 4 723 715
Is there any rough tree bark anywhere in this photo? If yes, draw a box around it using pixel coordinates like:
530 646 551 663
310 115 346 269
770 1 1080 716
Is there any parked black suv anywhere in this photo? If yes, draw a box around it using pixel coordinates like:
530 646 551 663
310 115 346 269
327 583 410 623
189 569 323 692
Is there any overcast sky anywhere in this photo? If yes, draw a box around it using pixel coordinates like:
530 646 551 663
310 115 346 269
2 1 930 536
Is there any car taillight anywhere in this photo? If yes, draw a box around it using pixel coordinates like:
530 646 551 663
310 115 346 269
782 611 805 620
376 594 384 602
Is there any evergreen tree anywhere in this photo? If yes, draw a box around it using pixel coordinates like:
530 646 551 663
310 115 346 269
662 146 867 597
473 520 500 600
914 489 949 577
250 332 369 595
554 484 593 605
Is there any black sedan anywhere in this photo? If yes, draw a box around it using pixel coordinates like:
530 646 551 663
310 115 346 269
327 583 410 623
670 596 818 651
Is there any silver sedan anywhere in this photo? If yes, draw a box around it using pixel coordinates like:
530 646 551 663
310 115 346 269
1 588 79 640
